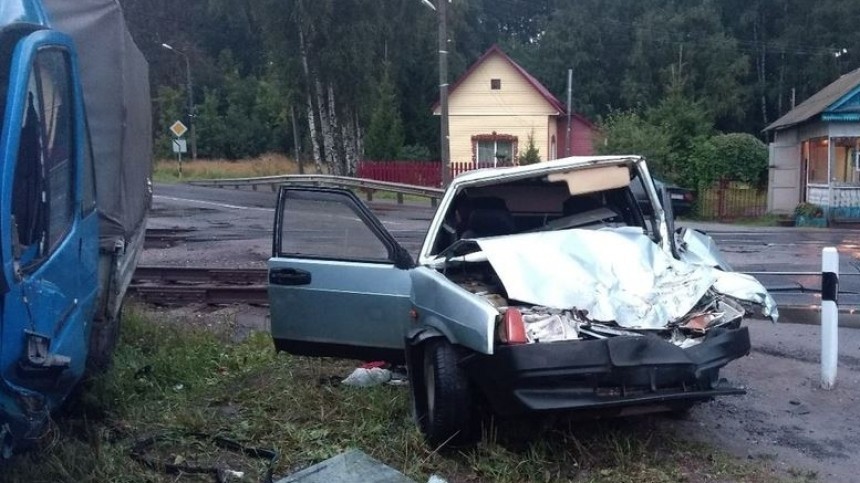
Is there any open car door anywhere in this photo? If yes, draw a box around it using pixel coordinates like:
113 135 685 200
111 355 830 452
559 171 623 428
268 187 415 362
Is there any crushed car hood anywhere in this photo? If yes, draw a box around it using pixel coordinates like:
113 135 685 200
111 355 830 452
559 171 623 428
472 227 777 329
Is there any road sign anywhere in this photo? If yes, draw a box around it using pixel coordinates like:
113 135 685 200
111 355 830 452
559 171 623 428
169 120 188 138
172 138 187 154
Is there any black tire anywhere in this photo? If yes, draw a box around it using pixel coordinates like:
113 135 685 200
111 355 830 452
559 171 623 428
418 339 477 448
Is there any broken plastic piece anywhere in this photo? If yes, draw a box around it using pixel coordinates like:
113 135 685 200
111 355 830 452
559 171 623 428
683 314 714 333
501 308 527 344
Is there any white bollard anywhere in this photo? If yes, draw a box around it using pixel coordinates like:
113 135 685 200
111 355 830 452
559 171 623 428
821 247 839 390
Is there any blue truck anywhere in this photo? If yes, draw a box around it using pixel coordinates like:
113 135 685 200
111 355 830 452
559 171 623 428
0 0 151 455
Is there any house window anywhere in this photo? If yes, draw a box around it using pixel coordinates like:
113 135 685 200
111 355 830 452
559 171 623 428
807 138 829 184
490 79 501 90
472 134 517 166
832 137 860 184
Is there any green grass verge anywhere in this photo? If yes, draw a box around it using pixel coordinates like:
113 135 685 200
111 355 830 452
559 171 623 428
6 309 808 482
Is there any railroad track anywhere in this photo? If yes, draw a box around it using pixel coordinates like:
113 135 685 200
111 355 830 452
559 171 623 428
130 265 860 308
130 266 268 305
133 266 267 284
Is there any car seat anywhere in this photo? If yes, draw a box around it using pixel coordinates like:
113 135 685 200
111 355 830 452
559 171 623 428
460 197 516 238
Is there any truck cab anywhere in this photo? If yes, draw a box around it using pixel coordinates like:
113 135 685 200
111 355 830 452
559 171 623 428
0 0 151 455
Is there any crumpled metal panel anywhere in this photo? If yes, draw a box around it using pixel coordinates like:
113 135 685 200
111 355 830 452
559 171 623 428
677 227 733 271
475 228 717 329
711 270 778 321
676 228 779 321
474 227 777 329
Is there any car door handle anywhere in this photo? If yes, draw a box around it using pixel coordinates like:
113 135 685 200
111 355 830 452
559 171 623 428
269 268 312 286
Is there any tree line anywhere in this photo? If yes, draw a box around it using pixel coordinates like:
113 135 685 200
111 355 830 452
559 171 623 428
119 0 858 180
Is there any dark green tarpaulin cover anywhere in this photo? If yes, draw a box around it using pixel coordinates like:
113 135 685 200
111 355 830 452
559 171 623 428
42 0 151 248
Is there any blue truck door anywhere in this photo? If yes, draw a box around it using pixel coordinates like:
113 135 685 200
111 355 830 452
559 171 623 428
0 31 99 395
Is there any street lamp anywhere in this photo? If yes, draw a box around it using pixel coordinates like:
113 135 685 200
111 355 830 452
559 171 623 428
161 43 197 160
421 0 451 186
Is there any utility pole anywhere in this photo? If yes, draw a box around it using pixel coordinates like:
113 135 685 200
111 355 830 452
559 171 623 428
162 43 197 159
438 0 451 186
566 68 572 157
420 0 451 186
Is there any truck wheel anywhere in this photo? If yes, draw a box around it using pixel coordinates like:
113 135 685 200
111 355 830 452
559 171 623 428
419 339 477 448
86 308 122 375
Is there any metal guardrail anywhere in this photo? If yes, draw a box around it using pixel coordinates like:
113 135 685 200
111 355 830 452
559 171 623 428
187 174 444 206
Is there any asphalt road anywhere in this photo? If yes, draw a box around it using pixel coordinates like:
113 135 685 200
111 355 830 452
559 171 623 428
148 183 860 481
149 183 860 307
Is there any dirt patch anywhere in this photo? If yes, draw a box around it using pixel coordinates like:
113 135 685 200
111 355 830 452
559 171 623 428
666 322 860 481
135 303 269 343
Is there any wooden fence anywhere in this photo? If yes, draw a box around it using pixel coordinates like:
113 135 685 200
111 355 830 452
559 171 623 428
697 180 767 220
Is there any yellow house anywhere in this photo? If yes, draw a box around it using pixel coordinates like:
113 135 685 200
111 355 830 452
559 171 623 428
433 45 596 171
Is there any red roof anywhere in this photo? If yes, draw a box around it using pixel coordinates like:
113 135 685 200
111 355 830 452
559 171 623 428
433 44 595 129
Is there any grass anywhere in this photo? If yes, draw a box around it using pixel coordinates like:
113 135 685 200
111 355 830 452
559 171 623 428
5 307 808 482
153 153 309 183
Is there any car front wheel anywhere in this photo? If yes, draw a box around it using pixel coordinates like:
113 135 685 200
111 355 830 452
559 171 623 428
419 339 477 448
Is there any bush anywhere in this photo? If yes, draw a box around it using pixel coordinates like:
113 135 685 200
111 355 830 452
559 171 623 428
596 110 670 175
794 202 824 218
706 133 768 186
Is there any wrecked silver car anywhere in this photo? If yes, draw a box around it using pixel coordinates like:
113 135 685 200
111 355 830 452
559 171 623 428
267 156 776 446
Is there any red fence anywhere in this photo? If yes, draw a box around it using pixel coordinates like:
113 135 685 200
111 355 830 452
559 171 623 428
357 160 505 187
357 161 442 187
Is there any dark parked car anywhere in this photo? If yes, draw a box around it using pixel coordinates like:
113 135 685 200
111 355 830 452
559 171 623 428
632 177 695 217
267 156 776 447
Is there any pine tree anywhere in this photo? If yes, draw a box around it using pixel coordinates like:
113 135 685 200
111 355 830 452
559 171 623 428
518 131 541 165
365 65 405 161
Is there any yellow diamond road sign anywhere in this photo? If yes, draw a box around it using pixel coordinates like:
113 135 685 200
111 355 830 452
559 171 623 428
169 120 188 138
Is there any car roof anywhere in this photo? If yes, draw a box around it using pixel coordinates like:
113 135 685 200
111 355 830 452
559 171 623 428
450 156 644 189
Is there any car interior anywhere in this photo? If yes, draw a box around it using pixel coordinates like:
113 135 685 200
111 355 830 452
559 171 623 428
431 165 657 256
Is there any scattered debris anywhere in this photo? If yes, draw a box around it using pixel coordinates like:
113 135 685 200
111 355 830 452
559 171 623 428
277 449 414 483
130 432 278 483
342 367 392 387
342 362 409 387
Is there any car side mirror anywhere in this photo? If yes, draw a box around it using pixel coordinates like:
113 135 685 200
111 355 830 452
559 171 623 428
393 246 414 270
